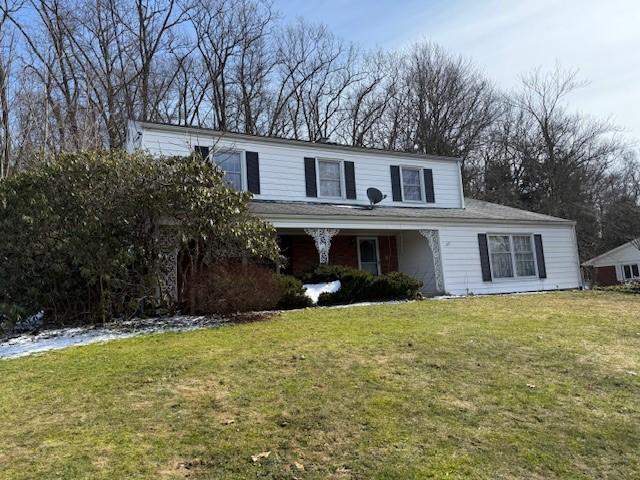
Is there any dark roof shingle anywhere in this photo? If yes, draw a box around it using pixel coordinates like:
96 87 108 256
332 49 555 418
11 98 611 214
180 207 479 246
250 198 573 224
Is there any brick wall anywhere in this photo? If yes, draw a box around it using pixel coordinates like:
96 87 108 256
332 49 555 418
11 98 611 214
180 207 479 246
378 236 399 274
287 234 398 276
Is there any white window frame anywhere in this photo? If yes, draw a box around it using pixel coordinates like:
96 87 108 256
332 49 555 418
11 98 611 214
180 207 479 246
210 149 246 191
316 158 345 199
399 165 425 203
622 263 640 280
357 237 381 276
487 233 539 280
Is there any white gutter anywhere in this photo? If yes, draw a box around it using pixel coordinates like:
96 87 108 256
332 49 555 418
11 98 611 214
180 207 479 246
257 213 577 229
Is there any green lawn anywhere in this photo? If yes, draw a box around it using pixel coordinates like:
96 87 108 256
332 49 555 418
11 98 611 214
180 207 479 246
1 292 639 479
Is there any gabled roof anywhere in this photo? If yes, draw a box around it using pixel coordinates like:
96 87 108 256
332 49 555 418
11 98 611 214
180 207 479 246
132 120 461 163
250 198 575 225
582 240 640 266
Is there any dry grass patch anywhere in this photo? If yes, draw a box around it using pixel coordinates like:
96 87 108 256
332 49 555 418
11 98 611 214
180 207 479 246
1 291 639 479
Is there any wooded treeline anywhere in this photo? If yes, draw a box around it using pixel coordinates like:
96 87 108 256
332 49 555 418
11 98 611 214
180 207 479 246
0 0 638 260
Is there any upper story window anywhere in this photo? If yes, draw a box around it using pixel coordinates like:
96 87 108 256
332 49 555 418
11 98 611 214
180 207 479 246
488 234 536 279
623 263 640 280
317 159 343 198
401 166 423 202
212 151 243 190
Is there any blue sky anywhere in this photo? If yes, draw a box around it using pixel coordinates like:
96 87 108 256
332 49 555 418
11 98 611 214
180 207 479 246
275 0 640 143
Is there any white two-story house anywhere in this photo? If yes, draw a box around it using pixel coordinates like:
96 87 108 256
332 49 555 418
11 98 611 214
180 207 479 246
127 120 583 298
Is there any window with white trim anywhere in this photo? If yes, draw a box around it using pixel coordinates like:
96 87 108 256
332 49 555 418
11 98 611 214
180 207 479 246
488 234 537 279
317 159 343 198
212 151 243 190
358 238 380 276
623 263 640 280
401 166 423 202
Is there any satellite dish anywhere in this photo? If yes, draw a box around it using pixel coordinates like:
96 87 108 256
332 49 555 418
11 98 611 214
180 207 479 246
366 187 386 208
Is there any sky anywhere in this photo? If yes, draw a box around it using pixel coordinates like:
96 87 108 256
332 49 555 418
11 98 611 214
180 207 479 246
275 0 640 143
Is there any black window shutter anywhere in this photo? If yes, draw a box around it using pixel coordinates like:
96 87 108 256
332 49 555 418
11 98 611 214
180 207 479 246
245 151 260 194
304 157 317 197
478 233 492 281
194 145 209 159
390 165 402 201
423 169 435 203
344 161 356 199
534 234 547 279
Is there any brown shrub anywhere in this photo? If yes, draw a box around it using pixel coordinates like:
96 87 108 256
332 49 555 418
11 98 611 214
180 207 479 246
185 263 284 315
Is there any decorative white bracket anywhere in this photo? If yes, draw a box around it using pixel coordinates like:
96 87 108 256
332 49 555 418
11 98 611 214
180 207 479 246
158 226 180 304
305 228 340 264
419 229 444 293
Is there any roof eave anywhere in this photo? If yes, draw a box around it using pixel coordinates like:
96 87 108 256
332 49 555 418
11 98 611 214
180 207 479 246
255 211 576 227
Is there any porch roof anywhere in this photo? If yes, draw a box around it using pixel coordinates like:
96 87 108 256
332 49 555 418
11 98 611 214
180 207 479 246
250 198 574 225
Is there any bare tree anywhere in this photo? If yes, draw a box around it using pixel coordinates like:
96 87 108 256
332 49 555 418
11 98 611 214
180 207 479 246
406 43 499 161
0 1 17 177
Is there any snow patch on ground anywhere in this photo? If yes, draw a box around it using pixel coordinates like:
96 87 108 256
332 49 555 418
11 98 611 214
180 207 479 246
0 316 225 360
303 280 341 303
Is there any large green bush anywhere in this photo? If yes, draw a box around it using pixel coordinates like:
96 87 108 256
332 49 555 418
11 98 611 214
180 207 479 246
302 265 422 305
276 275 313 310
0 151 280 327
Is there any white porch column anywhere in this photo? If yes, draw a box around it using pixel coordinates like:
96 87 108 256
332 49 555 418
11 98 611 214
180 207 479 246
304 228 340 264
157 226 179 304
419 229 444 293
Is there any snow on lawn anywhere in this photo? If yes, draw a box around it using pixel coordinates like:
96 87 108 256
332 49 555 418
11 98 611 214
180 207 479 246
303 280 341 303
0 316 225 360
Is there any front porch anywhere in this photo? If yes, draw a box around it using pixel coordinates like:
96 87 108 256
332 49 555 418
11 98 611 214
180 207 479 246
277 228 444 295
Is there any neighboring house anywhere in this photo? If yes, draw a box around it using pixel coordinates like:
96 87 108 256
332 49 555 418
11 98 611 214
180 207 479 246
126 120 583 299
582 241 640 286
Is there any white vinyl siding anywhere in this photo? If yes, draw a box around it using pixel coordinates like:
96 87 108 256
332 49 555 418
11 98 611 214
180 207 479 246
133 124 464 208
436 224 579 295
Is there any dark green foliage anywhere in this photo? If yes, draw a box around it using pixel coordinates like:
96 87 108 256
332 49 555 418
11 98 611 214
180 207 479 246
0 303 26 336
300 264 357 283
303 265 422 305
0 151 280 326
276 275 313 310
371 271 424 299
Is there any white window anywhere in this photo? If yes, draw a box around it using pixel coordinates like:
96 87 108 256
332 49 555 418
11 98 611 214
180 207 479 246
401 166 423 202
488 234 537 279
358 237 380 276
623 264 640 280
513 235 536 276
317 159 343 198
212 151 243 190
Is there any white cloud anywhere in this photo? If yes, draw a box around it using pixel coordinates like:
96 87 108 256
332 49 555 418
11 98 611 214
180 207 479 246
276 0 640 142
